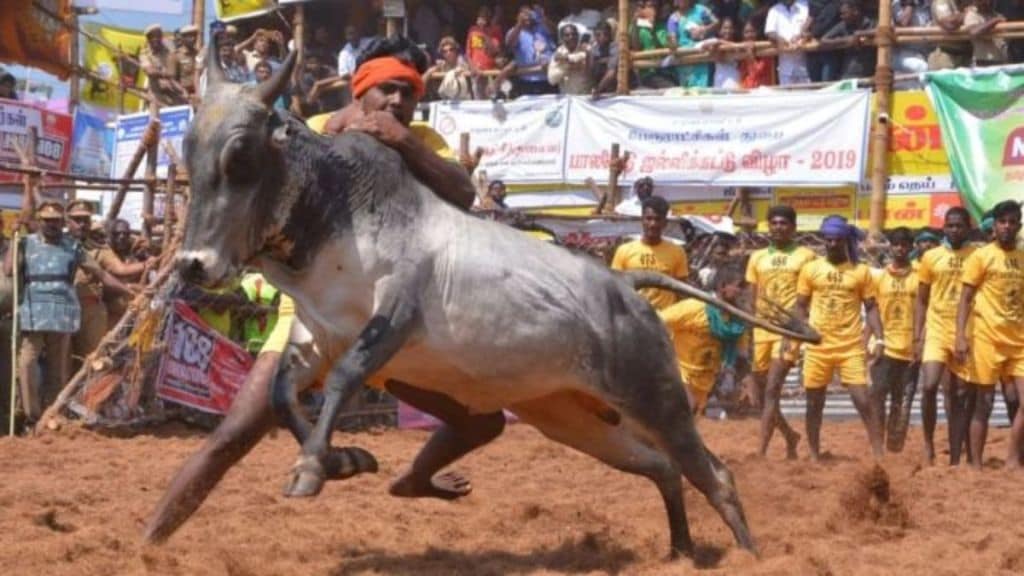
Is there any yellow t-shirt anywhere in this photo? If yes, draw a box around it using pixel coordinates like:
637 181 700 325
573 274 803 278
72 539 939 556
918 244 976 342
745 245 817 343
872 264 919 361
305 113 455 161
658 299 720 392
961 242 1024 348
611 239 689 310
797 259 876 353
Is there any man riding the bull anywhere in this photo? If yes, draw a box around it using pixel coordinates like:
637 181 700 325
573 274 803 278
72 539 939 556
145 36 498 543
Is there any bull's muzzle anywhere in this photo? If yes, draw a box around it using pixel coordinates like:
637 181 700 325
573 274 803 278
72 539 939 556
176 250 220 285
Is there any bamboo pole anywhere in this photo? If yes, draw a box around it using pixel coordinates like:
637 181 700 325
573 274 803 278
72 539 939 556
0 163 187 187
68 10 80 115
192 0 205 51
105 118 161 223
8 230 19 436
607 143 623 212
164 163 177 245
142 100 160 243
616 0 630 95
292 4 306 89
869 0 895 240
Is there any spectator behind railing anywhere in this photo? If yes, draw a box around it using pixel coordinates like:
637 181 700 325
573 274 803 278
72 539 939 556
425 36 475 101
739 19 778 87
765 0 813 84
965 0 1009 65
822 0 877 79
549 23 593 94
706 17 744 89
250 60 290 110
808 0 844 82
930 0 972 68
631 0 677 88
668 0 721 88
466 5 505 98
893 0 934 74
590 20 620 97
559 0 604 43
506 5 556 96
997 0 1024 62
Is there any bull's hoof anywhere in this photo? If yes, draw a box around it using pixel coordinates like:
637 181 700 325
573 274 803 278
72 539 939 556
284 455 326 498
324 446 379 480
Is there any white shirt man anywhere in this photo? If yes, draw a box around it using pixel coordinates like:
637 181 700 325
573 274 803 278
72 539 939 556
765 0 811 84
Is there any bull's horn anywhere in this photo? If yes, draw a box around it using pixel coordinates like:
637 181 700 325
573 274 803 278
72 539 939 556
256 50 297 107
206 31 226 88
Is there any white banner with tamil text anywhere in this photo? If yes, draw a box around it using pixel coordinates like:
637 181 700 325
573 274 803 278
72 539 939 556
429 97 569 184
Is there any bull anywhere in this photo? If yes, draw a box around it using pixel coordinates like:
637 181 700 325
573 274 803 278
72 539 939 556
176 46 810 558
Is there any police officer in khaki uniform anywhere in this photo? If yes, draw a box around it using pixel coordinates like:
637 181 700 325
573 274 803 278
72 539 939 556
176 24 200 99
66 201 107 363
3 202 136 426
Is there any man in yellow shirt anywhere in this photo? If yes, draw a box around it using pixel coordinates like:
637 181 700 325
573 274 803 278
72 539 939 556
747 205 815 459
659 264 748 415
611 195 689 310
869 227 919 453
146 36 488 543
913 206 975 465
955 200 1024 470
794 215 884 461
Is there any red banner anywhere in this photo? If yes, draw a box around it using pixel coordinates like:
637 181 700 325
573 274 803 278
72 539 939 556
156 301 253 414
0 1 72 80
0 98 73 184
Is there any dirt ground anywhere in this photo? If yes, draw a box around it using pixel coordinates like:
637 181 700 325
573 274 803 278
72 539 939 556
1 418 1022 576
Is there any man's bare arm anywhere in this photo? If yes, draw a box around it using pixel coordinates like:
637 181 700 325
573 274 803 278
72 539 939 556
954 283 977 365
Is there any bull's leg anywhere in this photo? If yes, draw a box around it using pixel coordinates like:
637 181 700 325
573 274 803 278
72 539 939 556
270 340 378 480
385 380 505 500
285 286 419 498
510 391 696 559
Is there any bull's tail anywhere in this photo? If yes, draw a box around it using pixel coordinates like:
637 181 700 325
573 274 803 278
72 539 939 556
619 270 820 344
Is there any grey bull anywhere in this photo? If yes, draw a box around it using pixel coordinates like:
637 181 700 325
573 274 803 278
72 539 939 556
175 54 805 558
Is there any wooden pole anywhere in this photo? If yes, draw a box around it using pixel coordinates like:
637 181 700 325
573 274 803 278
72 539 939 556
8 230 18 436
164 163 177 246
15 128 40 228
142 101 160 243
192 0 205 51
106 118 160 222
616 0 630 95
607 143 622 213
292 4 305 88
68 10 80 115
869 0 895 240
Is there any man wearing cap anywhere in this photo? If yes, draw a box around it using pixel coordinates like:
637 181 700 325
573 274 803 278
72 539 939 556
176 25 201 99
793 214 884 461
3 202 135 427
141 24 187 106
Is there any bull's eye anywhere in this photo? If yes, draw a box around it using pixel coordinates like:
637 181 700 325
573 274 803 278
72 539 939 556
220 137 259 186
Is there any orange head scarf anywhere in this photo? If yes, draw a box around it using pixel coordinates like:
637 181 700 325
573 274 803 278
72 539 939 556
351 56 426 100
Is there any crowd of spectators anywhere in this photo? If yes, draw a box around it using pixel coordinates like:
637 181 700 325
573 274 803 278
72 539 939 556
129 1 1024 109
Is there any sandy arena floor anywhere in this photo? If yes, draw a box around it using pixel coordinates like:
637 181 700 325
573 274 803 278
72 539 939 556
1 418 1022 575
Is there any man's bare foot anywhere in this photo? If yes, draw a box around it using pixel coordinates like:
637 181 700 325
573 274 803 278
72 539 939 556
1005 459 1022 471
785 432 801 460
923 445 936 466
389 470 472 500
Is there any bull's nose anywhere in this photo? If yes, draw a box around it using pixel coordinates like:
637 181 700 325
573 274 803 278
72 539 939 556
176 253 207 284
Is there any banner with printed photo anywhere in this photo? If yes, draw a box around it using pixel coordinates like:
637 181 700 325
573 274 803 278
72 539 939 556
70 105 113 178
430 97 569 183
0 0 72 79
926 67 1024 219
0 98 73 184
215 0 277 21
81 23 148 112
566 91 870 187
156 301 253 415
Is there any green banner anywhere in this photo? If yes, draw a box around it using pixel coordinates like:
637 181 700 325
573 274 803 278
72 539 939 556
925 67 1024 220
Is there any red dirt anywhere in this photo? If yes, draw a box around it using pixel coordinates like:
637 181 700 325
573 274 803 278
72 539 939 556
1 419 1022 575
